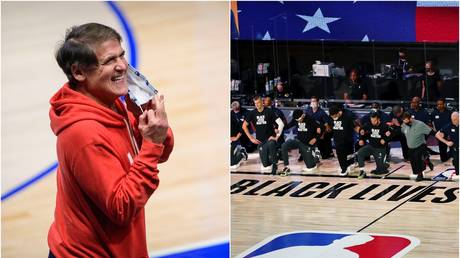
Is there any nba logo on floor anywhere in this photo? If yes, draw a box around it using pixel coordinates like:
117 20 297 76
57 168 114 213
237 231 420 258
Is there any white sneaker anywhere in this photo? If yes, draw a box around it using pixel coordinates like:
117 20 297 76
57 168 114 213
260 165 272 173
452 175 459 181
346 163 358 174
409 174 418 180
230 163 240 171
339 170 348 176
302 165 318 174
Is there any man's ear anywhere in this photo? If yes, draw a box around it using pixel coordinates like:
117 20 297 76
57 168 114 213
71 64 86 83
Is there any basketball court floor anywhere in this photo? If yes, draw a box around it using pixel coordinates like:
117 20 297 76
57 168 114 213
2 2 229 257
231 148 459 257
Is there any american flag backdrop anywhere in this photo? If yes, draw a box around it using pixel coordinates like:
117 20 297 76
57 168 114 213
231 1 459 43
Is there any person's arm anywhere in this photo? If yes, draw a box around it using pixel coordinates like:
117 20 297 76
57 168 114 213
436 131 454 147
270 117 284 140
421 80 426 99
242 120 261 144
231 132 242 142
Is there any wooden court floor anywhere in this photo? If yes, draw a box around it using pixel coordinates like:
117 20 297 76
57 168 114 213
2 2 229 257
231 149 459 257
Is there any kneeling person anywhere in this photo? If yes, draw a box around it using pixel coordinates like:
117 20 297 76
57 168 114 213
357 112 392 179
281 110 321 175
242 96 284 174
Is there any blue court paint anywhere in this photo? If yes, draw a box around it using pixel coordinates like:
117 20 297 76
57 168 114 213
1 162 58 201
2 1 138 202
106 1 138 68
154 242 229 258
244 233 347 257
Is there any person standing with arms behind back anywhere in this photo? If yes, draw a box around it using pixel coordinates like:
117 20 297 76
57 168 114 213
48 23 174 258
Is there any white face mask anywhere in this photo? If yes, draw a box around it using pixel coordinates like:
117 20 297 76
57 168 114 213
371 108 378 113
126 64 158 108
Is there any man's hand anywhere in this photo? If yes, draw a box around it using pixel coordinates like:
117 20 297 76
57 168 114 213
250 136 261 145
359 140 365 146
230 136 238 142
447 141 454 147
309 138 317 145
268 136 278 142
392 118 400 127
385 131 391 137
138 94 169 144
380 139 385 145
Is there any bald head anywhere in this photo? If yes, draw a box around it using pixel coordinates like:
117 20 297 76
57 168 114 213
452 112 459 126
231 101 240 112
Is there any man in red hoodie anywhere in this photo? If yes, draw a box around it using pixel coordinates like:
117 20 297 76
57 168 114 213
48 23 174 258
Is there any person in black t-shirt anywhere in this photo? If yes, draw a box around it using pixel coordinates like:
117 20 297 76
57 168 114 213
396 48 410 78
305 96 334 159
280 110 321 176
231 101 255 153
264 96 287 161
421 61 442 102
408 96 430 124
230 111 248 170
242 96 284 175
430 98 452 162
343 69 368 102
436 112 459 177
356 112 392 179
328 105 357 176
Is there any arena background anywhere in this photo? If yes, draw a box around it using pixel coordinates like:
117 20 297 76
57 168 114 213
2 2 229 257
230 1 459 257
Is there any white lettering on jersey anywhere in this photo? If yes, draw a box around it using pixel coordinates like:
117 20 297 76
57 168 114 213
371 128 381 138
333 120 343 130
256 115 267 125
298 122 308 132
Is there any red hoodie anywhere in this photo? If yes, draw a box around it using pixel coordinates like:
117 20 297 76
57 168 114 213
48 83 174 258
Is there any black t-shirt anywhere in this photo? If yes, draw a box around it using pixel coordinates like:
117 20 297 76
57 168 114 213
430 109 452 131
408 108 430 124
245 108 278 143
287 115 320 145
328 112 355 144
348 80 367 100
360 122 391 149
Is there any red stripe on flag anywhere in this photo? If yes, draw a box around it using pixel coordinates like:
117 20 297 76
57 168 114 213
416 7 459 42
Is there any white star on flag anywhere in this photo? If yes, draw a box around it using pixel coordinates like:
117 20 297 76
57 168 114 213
262 31 272 40
285 129 296 141
361 35 369 42
296 8 341 34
